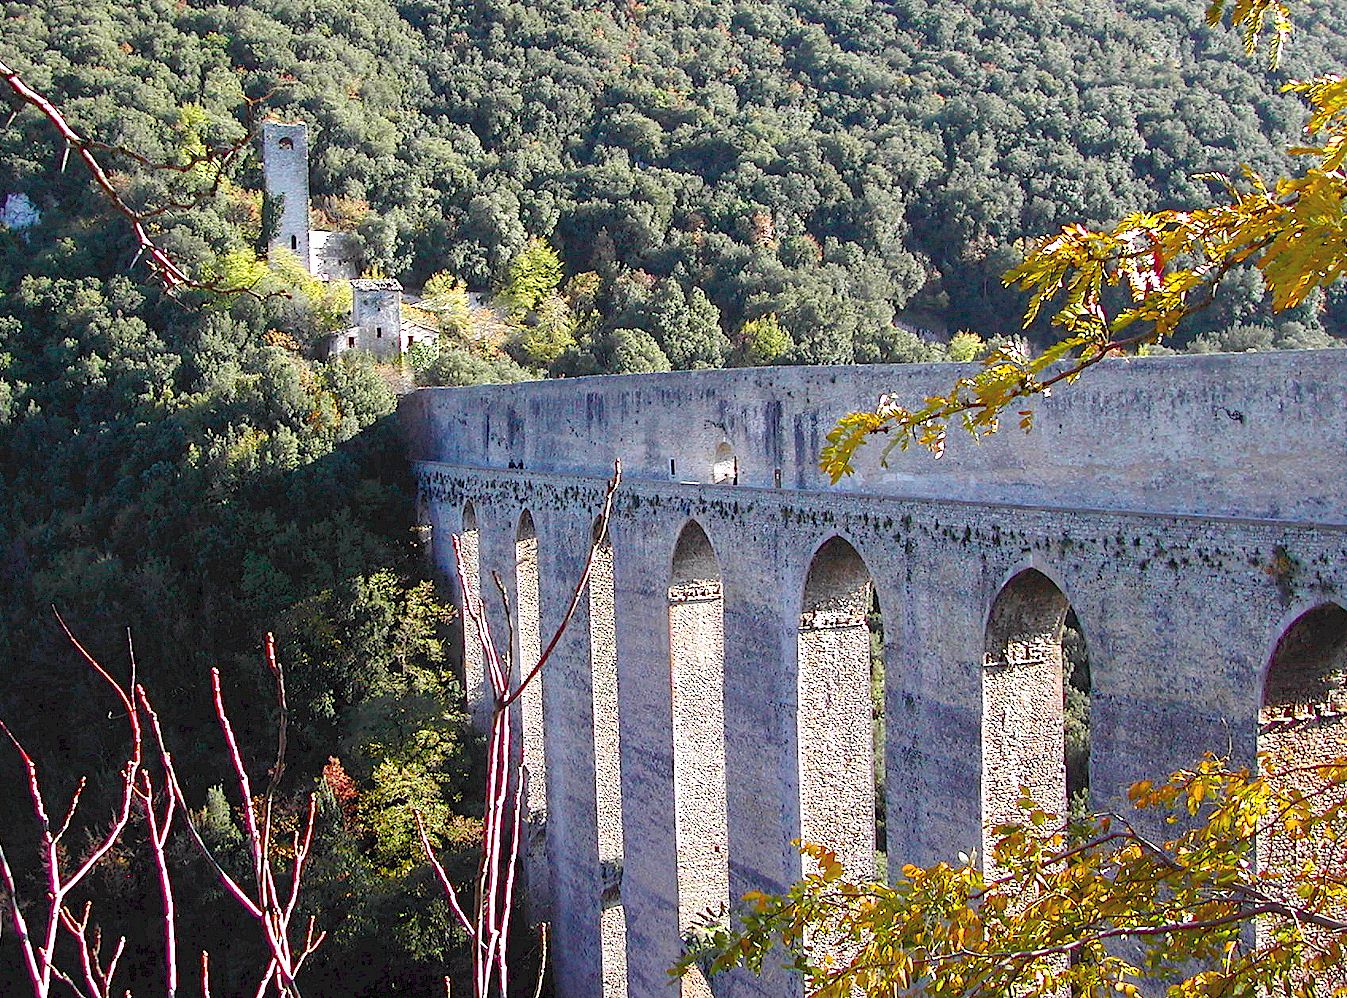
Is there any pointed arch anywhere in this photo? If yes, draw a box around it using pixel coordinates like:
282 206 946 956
797 536 883 879
668 520 728 998
589 528 627 996
1256 602 1347 981
1259 602 1347 836
670 519 720 587
982 569 1090 867
1261 602 1347 715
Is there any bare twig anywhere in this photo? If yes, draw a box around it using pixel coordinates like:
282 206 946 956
0 613 143 998
0 57 268 298
530 923 549 998
141 636 322 997
501 469 621 709
136 769 179 998
416 812 475 935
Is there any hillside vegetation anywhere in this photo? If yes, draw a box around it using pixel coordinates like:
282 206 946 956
1 0 1345 993
6 0 1347 370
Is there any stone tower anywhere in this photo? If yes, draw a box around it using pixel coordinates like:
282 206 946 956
261 121 311 272
350 278 404 358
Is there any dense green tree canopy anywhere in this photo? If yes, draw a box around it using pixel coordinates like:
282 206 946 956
8 0 1347 375
0 5 481 992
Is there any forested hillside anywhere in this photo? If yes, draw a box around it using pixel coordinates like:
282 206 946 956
1 0 1345 993
404 0 1347 360
0 4 482 992
6 0 1347 371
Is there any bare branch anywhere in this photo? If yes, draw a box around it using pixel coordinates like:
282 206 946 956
138 687 265 920
530 924 549 998
0 58 269 298
427 462 622 998
141 636 318 998
416 811 475 935
502 461 622 709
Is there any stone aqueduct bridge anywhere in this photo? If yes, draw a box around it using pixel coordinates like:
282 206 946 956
401 351 1347 998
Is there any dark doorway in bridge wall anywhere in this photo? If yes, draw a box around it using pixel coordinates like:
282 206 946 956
711 442 738 485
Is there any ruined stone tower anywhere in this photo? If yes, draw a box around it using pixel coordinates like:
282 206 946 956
349 278 403 357
261 121 311 272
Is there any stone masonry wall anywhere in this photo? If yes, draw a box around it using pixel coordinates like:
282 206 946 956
405 352 1347 998
261 121 311 271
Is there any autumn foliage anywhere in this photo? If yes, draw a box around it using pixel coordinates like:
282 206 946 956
821 0 1347 478
679 753 1347 997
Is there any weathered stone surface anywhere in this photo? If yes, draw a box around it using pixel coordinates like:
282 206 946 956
310 228 360 281
261 121 311 271
402 353 1347 998
346 278 404 358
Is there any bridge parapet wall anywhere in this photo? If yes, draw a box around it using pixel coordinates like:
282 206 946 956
401 351 1347 523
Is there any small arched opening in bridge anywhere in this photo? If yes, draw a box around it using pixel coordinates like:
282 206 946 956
588 527 627 996
668 520 728 998
982 569 1091 868
797 537 884 878
711 442 738 485
459 502 483 717
1257 601 1347 976
515 511 546 815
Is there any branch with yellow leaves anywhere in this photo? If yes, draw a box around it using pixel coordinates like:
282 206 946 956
820 6 1345 481
1206 0 1295 67
677 753 1347 998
